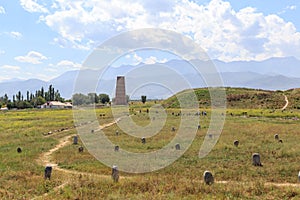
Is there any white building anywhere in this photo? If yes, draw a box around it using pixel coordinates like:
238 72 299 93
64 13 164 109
41 101 72 109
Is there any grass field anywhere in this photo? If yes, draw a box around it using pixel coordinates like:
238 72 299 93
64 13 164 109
0 89 300 199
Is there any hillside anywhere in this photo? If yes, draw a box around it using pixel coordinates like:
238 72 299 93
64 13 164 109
163 87 299 109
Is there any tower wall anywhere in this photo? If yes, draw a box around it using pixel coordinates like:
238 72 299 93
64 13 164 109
114 76 127 105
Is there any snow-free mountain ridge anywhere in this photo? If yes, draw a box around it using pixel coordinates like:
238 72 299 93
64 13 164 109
1 57 300 99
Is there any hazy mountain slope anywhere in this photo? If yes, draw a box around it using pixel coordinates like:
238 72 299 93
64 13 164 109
0 79 47 98
214 56 300 78
1 57 300 99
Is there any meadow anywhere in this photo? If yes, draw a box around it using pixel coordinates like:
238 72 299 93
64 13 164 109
0 89 300 199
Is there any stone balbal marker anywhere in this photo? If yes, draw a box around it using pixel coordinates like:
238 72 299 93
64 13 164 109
233 140 239 147
17 147 22 153
73 136 78 145
114 145 119 152
203 170 214 185
141 137 146 144
252 153 263 166
112 165 119 183
78 146 84 153
44 166 52 180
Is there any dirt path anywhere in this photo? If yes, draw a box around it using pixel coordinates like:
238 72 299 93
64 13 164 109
282 94 289 110
36 134 74 167
33 118 122 199
37 118 121 167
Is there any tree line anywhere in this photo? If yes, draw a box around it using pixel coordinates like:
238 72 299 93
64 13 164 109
0 85 64 109
72 93 110 105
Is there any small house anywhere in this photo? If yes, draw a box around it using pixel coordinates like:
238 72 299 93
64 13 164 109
41 101 72 109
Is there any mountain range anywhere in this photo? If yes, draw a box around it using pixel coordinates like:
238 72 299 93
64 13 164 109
1 57 300 100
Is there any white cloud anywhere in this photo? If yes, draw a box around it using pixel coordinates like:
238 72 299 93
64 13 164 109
125 53 168 65
36 0 300 61
10 31 23 39
52 37 91 50
0 50 5 55
133 53 143 64
131 53 167 65
56 60 81 68
20 0 48 13
1 65 21 71
162 0 300 61
287 5 297 11
0 6 5 14
40 0 151 48
2 31 23 40
15 51 48 64
278 5 297 14
143 56 168 64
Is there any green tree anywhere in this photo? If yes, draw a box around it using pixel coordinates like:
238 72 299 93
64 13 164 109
16 101 33 109
51 87 55 101
16 91 21 102
2 94 8 105
6 101 13 109
41 87 44 98
141 95 147 104
72 93 88 105
88 93 99 104
36 96 46 105
0 96 4 107
99 93 110 104
45 92 49 101
48 84 55 101
55 90 63 101
30 93 34 101
26 91 30 101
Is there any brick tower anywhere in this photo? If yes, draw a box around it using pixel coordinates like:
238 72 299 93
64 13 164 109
114 76 127 105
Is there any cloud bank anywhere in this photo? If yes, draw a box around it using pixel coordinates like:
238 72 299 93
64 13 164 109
21 0 300 61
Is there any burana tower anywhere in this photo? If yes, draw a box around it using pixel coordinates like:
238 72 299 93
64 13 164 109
114 76 127 105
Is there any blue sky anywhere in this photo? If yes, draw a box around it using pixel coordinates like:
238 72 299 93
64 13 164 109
0 0 299 82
